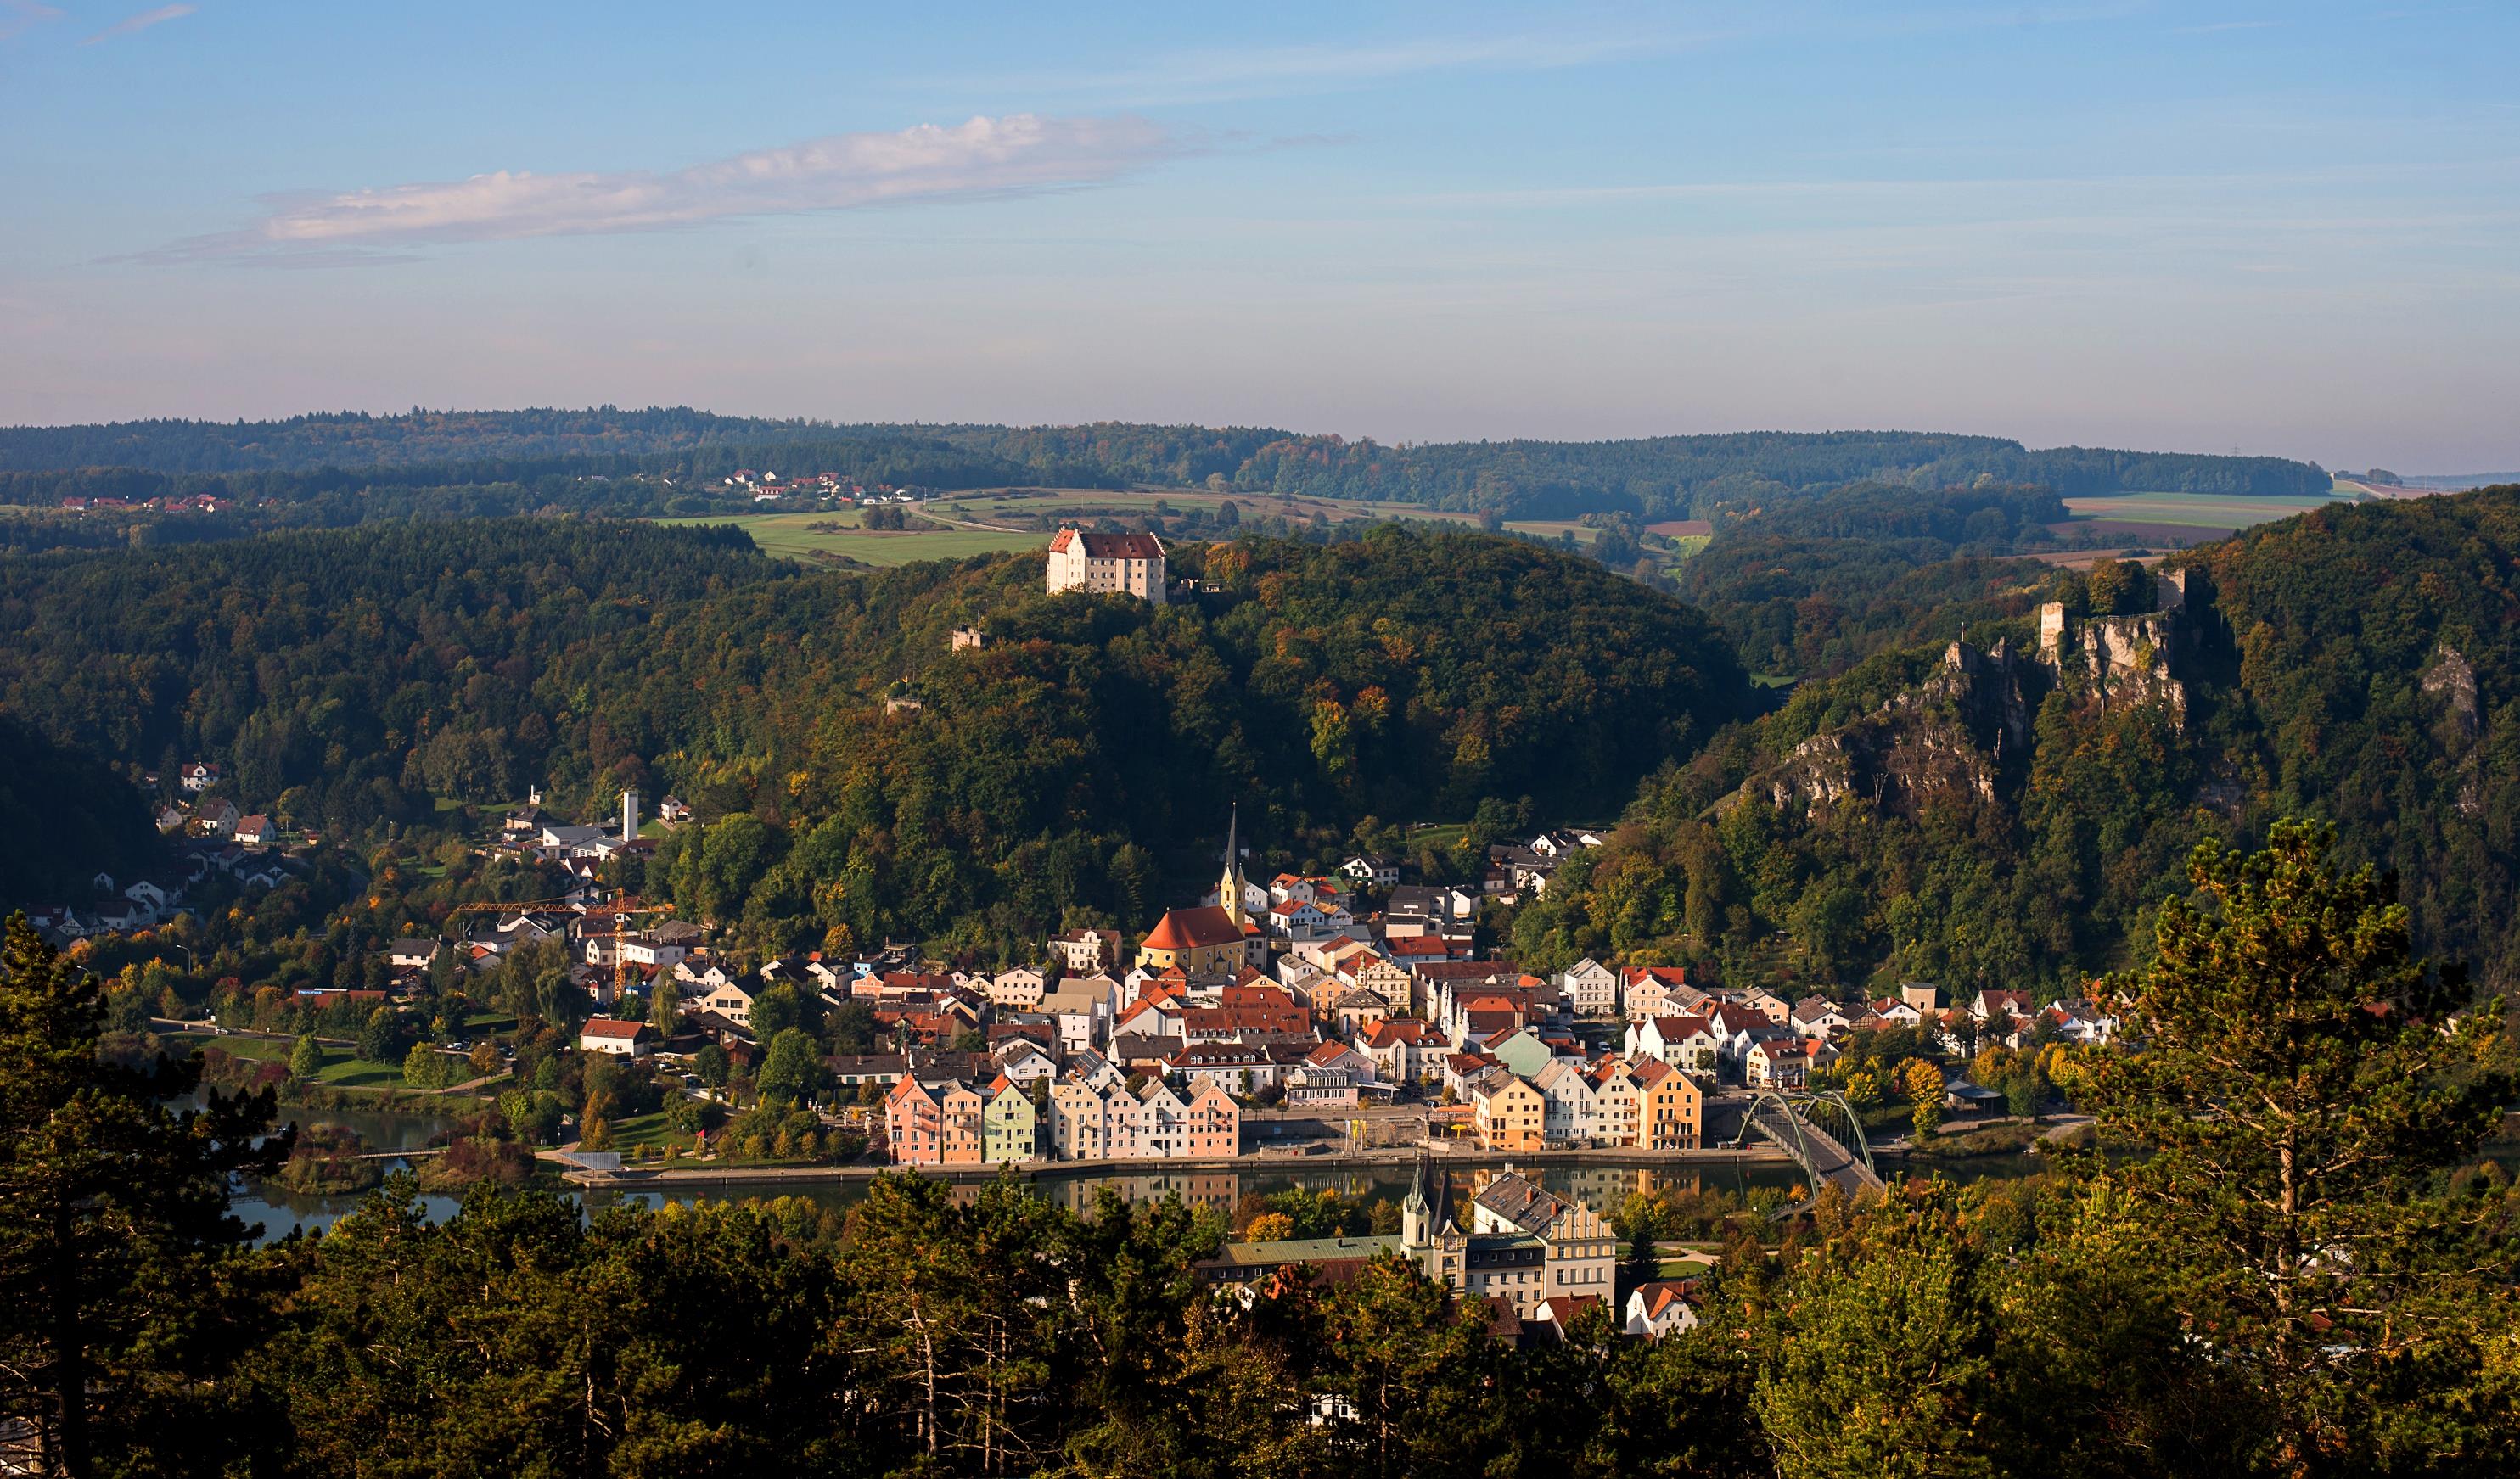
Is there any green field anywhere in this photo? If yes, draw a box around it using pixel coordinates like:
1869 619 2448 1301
214 1034 411 1089
656 487 1702 570
2060 489 2359 531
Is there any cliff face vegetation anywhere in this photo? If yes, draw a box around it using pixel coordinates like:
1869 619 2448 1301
1516 488 2520 994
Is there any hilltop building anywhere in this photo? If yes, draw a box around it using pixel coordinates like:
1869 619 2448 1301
1046 526 1166 603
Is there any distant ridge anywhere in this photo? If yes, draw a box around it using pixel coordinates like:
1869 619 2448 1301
0 407 2334 516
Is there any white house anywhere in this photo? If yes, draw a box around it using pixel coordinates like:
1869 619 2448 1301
1558 958 1618 1019
1626 1281 1699 1340
579 1018 651 1058
1045 527 1166 603
1534 1059 1601 1147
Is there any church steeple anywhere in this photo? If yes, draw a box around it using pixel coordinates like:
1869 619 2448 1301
1217 804 1247 928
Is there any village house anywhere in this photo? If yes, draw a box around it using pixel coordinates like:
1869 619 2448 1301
983 966 1049 1011
1339 854 1400 890
1791 996 1854 1039
981 1077 1039 1162
1557 958 1619 1018
1745 1037 1810 1090
577 1017 652 1058
1355 1017 1441 1084
1048 928 1122 974
1533 1058 1601 1147
1471 1071 1546 1152
888 1075 986 1166
1631 1058 1704 1149
1626 1281 1701 1340
1620 965 1700 1021
1627 1014 1723 1074
1588 1058 1643 1146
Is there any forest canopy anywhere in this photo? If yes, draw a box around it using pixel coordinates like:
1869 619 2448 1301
0 519 1751 954
0 409 2330 521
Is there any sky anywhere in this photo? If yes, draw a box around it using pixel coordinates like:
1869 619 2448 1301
3 1 2516 472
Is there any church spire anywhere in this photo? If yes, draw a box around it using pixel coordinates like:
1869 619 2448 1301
1218 804 1246 928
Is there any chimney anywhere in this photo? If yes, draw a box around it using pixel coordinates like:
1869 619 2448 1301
620 788 639 843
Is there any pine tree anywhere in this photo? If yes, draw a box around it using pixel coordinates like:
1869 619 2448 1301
288 1032 323 1081
2081 822 2517 1474
0 913 290 1476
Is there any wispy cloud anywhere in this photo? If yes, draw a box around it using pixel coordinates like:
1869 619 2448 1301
1 1 64 42
132 113 1185 264
79 3 194 45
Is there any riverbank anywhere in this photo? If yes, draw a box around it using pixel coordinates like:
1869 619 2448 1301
553 1142 1797 1189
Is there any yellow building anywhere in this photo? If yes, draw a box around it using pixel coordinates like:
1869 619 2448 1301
1471 1073 1546 1152
1633 1057 1703 1150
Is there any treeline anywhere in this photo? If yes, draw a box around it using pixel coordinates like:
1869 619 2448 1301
0 410 2332 520
1516 485 2520 994
1676 484 2072 677
0 406 865 473
0 520 1751 955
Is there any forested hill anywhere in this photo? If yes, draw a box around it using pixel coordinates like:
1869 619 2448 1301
0 519 1752 952
0 408 2328 517
1513 484 2520 995
0 717 160 901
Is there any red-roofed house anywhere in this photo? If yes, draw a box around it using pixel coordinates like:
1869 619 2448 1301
578 1017 651 1057
1625 1280 1700 1339
1046 526 1166 602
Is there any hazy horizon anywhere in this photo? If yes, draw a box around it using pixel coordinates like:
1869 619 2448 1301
6 2 2515 471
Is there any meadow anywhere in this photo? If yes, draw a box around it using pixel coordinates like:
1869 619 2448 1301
2058 487 2359 533
653 488 1694 569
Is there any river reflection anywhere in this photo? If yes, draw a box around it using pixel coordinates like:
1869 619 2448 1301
586 1159 1822 1224
230 1106 2060 1245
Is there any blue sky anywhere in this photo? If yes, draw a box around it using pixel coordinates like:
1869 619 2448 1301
3 1 2515 470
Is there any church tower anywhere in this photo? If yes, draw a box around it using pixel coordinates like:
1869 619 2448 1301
1217 804 1248 929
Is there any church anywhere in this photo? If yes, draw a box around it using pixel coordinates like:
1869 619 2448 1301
1137 805 1266 975
1197 1157 1619 1319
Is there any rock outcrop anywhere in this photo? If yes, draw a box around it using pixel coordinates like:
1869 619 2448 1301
1738 637 2035 817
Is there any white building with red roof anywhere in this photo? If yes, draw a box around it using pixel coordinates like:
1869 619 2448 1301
1046 526 1166 602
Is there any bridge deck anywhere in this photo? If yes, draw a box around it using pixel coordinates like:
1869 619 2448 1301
1740 1095 1885 1196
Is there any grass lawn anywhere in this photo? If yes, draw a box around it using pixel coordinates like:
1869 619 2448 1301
606 1109 697 1155
211 1035 409 1088
461 1011 519 1035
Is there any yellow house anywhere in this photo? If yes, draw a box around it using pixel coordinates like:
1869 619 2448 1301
1472 1073 1546 1152
1632 1057 1703 1150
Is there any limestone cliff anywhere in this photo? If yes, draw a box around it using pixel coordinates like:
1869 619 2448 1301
1737 636 2035 818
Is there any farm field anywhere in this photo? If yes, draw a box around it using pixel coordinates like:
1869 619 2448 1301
655 513 1041 567
2057 488 2358 533
655 487 1693 569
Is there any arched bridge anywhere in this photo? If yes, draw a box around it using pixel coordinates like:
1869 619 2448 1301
1728 1090 1884 1200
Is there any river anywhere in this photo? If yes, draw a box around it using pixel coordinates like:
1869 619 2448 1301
232 1103 2059 1244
